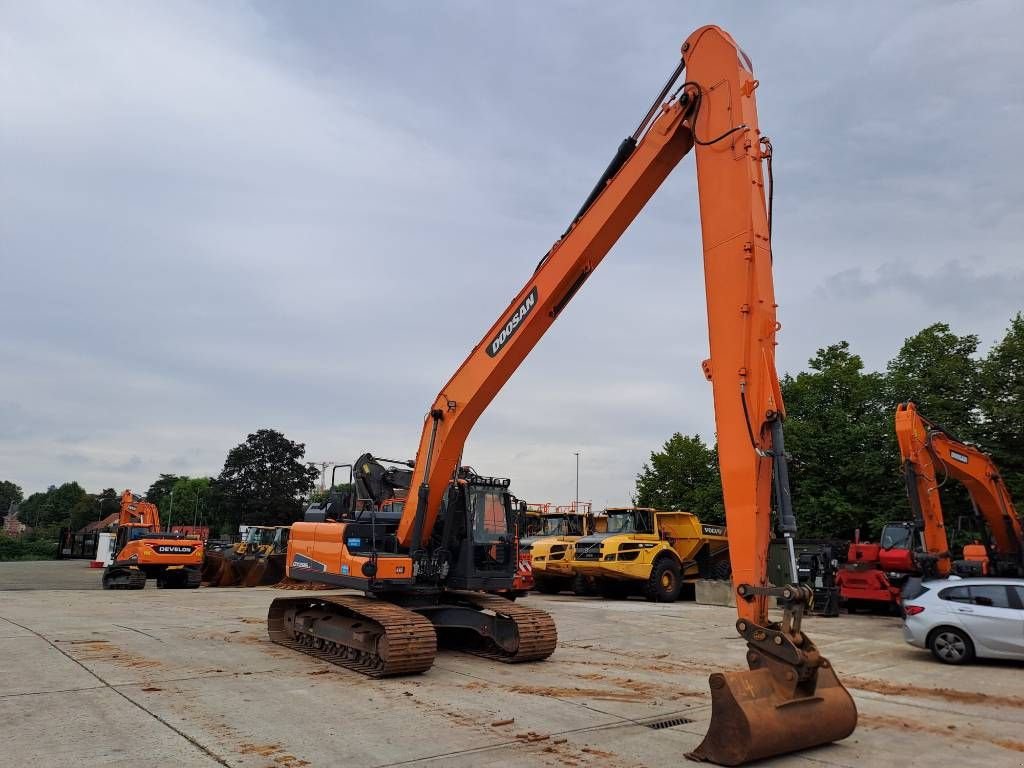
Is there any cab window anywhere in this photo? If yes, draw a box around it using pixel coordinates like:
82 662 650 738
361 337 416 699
968 585 1011 609
938 586 971 603
471 490 509 543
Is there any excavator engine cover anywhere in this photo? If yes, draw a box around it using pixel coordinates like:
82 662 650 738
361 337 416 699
688 642 856 765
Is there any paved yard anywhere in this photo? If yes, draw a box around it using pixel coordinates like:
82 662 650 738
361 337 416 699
1 560 1022 767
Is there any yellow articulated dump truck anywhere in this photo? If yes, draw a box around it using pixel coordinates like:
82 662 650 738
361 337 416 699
568 507 729 601
525 504 602 594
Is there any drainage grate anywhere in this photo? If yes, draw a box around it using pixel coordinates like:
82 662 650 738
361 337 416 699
644 716 693 730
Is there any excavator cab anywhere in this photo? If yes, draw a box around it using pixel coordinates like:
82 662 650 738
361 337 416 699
443 477 517 590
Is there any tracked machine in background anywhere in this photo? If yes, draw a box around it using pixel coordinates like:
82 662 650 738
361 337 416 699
102 490 204 590
838 404 1024 609
269 26 856 764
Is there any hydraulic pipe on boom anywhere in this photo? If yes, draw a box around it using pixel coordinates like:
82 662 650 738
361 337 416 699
388 25 855 765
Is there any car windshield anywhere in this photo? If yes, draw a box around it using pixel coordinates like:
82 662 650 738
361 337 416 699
880 525 912 550
605 510 652 534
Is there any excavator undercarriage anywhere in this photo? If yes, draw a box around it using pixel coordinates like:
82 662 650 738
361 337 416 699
268 590 556 677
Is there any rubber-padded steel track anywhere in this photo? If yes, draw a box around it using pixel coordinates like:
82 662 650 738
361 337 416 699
267 595 436 677
453 593 558 663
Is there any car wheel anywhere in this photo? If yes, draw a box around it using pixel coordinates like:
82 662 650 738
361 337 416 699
928 627 975 665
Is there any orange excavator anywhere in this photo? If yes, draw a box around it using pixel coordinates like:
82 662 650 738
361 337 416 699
896 401 1024 577
102 490 204 589
268 26 856 765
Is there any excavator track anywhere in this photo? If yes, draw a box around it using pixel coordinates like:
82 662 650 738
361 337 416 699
267 594 436 677
453 593 558 663
102 566 147 590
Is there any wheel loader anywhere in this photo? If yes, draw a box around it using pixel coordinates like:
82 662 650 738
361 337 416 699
202 526 291 587
568 507 729 601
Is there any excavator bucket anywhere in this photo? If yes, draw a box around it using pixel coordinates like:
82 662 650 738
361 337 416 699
687 656 857 766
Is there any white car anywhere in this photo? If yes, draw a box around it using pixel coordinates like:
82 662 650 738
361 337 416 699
902 577 1024 664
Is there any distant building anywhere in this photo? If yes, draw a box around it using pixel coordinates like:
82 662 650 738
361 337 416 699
3 503 29 537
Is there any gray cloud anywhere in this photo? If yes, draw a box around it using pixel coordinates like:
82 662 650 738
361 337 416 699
2 1 1022 510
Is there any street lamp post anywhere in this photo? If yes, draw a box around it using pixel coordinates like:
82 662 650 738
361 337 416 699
167 488 175 531
574 452 580 514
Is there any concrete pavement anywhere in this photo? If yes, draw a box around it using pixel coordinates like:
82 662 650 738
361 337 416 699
1 560 1022 767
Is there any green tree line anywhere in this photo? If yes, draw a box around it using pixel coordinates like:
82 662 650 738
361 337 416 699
636 314 1024 539
2 429 319 558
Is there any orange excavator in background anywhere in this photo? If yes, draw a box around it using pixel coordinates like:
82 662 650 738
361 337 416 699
837 403 1024 610
102 490 204 590
268 25 856 765
896 401 1024 577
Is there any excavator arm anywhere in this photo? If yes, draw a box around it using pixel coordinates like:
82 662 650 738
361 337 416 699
393 25 855 765
118 489 160 529
896 401 1024 576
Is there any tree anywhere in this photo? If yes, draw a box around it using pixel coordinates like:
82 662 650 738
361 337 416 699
216 429 319 528
146 474 182 506
634 433 724 524
979 313 1024 501
159 476 212 529
0 481 23 515
70 488 120 532
886 323 981 439
781 342 897 538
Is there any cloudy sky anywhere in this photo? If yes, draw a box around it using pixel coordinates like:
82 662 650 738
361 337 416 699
2 1 1022 508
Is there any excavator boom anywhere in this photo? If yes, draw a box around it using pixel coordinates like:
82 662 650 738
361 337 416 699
387 24 855 765
896 401 1024 576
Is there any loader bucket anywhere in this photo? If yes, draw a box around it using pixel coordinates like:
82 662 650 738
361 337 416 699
200 551 226 584
241 557 269 587
687 658 857 766
215 557 243 587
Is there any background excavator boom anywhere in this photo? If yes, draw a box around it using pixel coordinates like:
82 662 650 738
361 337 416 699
896 401 1024 575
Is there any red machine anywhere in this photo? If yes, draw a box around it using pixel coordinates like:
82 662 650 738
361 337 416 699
836 524 915 609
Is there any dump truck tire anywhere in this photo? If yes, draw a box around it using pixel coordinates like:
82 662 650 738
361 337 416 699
644 557 683 602
711 558 732 581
